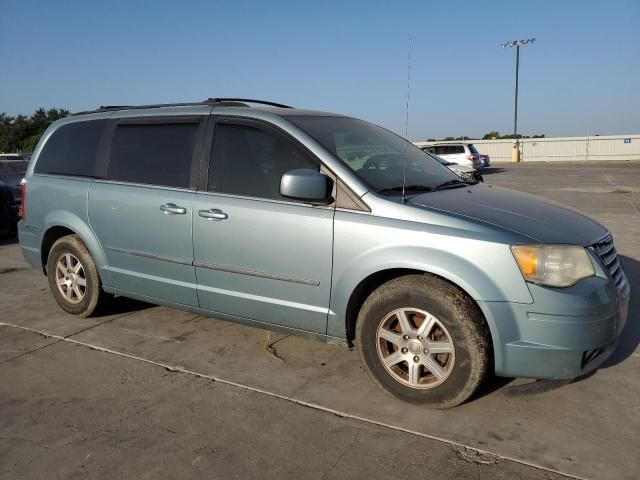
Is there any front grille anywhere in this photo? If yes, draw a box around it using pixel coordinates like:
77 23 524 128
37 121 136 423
592 235 627 291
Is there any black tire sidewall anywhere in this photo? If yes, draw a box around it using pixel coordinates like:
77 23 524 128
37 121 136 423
356 275 488 407
46 236 101 317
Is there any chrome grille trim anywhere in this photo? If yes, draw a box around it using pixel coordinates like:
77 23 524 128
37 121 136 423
599 242 614 257
591 235 626 291
610 258 621 276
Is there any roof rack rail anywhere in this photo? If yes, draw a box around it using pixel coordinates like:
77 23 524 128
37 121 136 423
71 98 292 116
72 102 202 116
205 98 292 108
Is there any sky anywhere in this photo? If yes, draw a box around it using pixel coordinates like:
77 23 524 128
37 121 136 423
1 0 638 140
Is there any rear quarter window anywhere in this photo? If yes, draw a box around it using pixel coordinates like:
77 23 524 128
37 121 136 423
34 120 107 177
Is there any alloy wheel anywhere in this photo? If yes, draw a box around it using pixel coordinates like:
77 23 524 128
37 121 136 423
55 253 87 304
376 307 455 389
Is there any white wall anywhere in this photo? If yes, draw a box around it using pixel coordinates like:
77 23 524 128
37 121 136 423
415 135 640 162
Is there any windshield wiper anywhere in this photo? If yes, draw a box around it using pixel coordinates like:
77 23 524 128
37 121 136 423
434 179 477 190
377 185 434 195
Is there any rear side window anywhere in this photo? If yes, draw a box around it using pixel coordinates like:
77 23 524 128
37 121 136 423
109 122 199 188
0 161 28 177
34 120 106 177
437 145 465 155
468 144 479 154
209 122 318 200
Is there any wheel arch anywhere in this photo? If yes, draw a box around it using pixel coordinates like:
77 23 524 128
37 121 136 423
343 268 492 346
344 268 421 345
40 212 109 284
41 225 75 273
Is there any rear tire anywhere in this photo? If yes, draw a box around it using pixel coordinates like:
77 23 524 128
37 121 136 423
355 274 490 409
46 235 109 317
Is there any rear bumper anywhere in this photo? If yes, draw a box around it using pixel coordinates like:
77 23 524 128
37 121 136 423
475 157 491 168
0 208 19 235
17 221 42 269
480 273 630 379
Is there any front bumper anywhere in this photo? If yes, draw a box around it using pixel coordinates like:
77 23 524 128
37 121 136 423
479 272 630 379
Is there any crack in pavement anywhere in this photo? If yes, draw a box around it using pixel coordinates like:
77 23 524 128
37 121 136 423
0 310 143 366
0 266 30 274
0 435 57 451
0 339 62 366
0 321 582 480
603 171 640 217
319 430 361 480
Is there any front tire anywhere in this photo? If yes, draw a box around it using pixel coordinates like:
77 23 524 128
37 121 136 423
46 235 108 317
355 275 490 408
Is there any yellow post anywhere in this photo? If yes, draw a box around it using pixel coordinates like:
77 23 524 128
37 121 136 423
511 141 521 163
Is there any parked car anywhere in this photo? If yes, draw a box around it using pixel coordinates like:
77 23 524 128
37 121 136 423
420 148 482 183
0 154 30 202
0 180 19 237
18 99 629 408
422 143 490 168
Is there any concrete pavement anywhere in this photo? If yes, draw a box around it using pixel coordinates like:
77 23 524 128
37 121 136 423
1 161 638 479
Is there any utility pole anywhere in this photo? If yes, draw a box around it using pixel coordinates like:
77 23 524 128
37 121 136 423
501 38 535 162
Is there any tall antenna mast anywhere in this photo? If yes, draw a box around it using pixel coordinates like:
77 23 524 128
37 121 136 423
401 37 412 204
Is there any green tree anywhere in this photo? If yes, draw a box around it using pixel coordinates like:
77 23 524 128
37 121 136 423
20 134 43 152
480 131 546 140
0 107 69 153
482 131 500 140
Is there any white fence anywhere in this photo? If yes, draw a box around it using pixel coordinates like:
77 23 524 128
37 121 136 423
415 134 640 163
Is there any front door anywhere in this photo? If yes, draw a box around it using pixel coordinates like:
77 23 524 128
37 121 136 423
193 117 334 334
89 117 205 306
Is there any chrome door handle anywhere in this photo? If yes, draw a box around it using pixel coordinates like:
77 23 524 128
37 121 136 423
198 209 228 220
160 203 187 215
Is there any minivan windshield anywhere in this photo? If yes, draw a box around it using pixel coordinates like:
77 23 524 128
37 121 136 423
287 116 466 195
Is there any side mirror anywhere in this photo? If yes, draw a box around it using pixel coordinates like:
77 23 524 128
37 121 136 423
280 169 333 204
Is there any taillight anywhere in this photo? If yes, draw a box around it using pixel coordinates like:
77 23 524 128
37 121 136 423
467 155 478 161
19 178 26 220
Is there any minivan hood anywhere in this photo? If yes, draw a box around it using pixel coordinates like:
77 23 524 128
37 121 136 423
409 184 607 245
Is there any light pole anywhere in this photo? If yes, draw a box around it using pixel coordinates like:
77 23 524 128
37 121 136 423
501 37 535 162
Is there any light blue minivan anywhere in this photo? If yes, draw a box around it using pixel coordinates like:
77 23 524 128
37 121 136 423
18 99 630 407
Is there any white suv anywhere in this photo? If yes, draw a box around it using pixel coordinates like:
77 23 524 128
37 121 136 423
423 143 490 168
420 149 482 182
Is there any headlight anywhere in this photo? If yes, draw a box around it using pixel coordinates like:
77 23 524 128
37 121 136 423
511 245 595 287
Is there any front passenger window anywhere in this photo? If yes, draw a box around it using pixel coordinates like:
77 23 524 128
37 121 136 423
209 122 319 200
